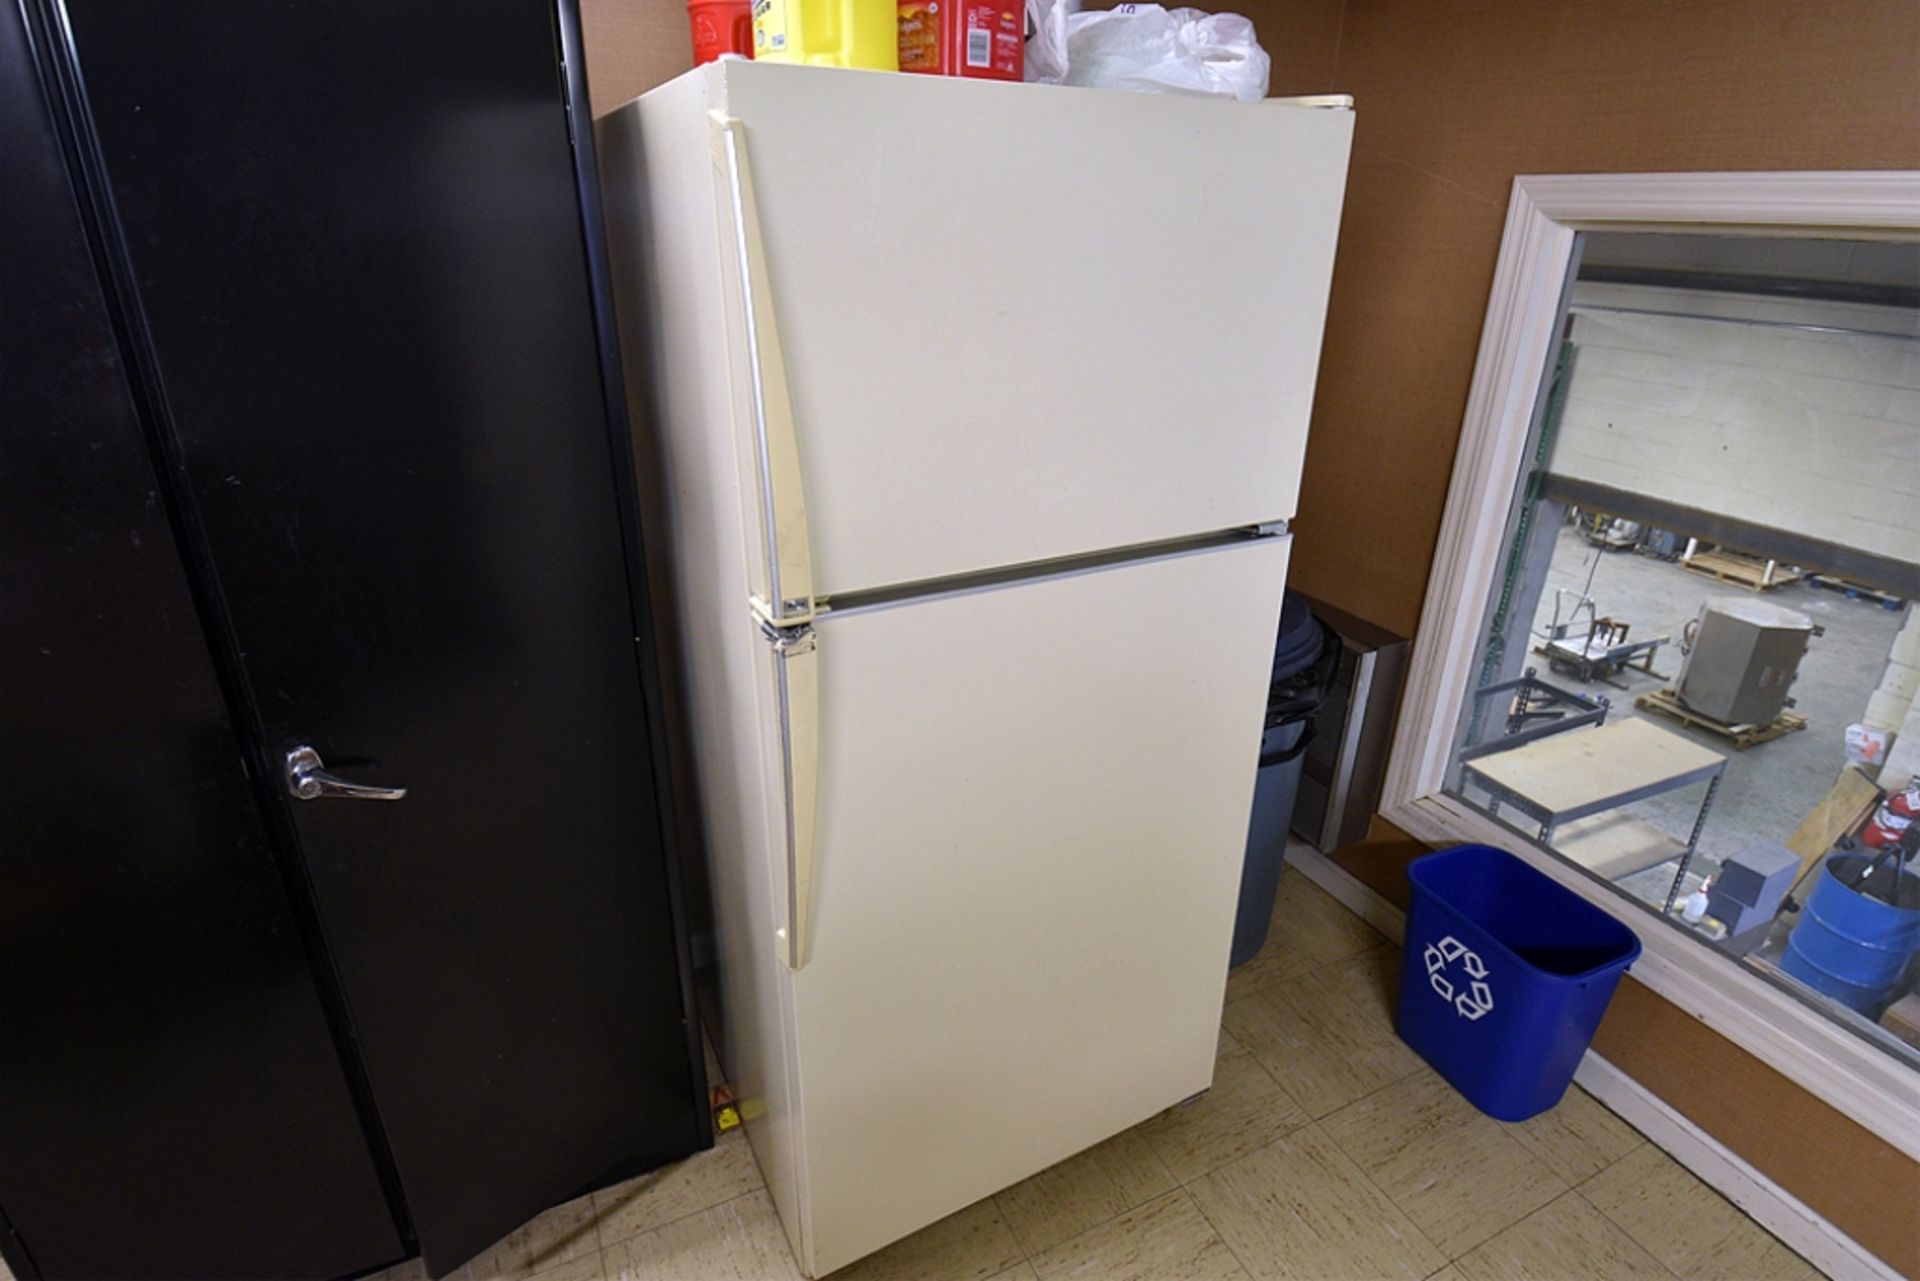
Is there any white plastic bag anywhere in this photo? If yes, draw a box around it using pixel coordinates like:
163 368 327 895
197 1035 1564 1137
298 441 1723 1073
1026 0 1270 101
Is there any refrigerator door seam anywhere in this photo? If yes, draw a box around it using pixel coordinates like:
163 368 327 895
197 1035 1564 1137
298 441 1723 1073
816 525 1290 620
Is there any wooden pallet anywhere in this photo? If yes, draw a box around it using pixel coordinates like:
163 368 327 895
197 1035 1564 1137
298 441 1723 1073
1679 547 1802 592
1807 574 1906 609
1634 687 1807 750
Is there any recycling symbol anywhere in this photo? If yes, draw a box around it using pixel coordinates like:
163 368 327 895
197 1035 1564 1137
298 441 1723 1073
1424 935 1494 1021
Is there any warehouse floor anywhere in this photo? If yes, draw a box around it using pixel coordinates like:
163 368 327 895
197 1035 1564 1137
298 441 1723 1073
1519 524 1906 906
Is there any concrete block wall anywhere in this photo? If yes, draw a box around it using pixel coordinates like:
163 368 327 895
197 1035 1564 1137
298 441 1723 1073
1880 689 1920 790
1875 609 1920 788
1551 283 1920 567
1867 606 1919 731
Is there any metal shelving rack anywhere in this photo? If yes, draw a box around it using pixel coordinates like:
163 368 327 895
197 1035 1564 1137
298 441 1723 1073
1459 718 1727 913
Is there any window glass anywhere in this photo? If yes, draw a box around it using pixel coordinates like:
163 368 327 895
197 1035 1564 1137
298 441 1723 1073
1447 232 1920 1068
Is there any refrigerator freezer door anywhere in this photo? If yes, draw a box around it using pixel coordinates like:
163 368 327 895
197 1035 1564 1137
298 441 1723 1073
702 63 1350 598
786 535 1291 1274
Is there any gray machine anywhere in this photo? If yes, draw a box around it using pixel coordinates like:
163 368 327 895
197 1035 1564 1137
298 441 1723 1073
1675 597 1818 726
1705 838 1800 955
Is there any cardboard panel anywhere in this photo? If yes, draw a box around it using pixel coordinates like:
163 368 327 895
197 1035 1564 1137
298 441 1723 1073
580 0 694 116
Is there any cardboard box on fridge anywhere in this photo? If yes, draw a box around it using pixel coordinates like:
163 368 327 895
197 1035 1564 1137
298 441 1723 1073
898 0 1022 79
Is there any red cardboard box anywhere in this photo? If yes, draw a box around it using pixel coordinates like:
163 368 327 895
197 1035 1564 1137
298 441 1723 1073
898 0 1022 79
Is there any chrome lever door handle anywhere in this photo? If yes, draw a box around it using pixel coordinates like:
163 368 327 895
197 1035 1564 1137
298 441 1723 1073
284 745 408 801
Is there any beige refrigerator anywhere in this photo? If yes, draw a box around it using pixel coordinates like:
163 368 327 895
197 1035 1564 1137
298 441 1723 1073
599 60 1352 1276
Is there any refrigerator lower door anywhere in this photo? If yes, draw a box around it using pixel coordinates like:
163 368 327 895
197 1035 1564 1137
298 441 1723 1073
779 534 1290 1275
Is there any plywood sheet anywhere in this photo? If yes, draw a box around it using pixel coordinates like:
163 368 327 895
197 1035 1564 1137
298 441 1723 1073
1464 719 1724 818
1783 766 1882 899
1552 812 1686 882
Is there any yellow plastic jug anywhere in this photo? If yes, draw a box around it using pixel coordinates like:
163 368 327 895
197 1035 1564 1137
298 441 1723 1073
752 0 899 69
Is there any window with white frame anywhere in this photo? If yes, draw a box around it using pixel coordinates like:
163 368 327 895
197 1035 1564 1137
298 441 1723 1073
1444 230 1920 1071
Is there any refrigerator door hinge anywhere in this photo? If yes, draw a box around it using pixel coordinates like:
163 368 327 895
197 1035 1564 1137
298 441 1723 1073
752 593 816 631
1272 93 1354 110
1254 520 1291 538
758 616 817 655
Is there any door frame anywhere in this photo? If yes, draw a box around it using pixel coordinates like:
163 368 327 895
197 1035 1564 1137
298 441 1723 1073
557 0 714 1168
1375 170 1920 1159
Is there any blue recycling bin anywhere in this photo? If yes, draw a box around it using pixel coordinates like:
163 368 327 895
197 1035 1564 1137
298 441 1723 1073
1398 845 1641 1121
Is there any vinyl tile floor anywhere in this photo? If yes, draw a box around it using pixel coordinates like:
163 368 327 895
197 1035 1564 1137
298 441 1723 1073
375 870 1823 1281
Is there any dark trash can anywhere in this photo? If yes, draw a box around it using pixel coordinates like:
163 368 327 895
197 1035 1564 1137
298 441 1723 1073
1398 845 1641 1121
1230 595 1337 968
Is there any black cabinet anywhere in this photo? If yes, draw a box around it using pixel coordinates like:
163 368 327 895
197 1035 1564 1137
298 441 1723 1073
0 1 706 1276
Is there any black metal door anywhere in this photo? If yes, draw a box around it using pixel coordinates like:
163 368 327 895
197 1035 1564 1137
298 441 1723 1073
0 5 405 1277
52 0 706 1271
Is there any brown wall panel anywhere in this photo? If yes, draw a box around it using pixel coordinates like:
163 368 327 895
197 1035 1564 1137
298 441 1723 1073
579 0 1346 114
1305 10 1920 1269
580 0 694 116
1332 811 1423 907
1290 0 1920 635
1593 979 1920 1278
1240 0 1346 96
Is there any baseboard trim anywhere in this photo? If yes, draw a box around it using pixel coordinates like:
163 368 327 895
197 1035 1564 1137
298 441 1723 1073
1286 841 1892 1281
1285 839 1406 944
1574 1054 1894 1281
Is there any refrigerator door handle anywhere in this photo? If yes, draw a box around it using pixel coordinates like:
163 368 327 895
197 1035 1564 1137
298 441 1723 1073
764 621 819 969
711 111 815 628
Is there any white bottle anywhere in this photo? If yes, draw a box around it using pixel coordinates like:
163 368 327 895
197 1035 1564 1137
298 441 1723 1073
1681 881 1711 924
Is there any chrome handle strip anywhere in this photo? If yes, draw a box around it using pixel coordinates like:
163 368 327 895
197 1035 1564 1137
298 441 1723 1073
764 621 818 970
713 112 815 629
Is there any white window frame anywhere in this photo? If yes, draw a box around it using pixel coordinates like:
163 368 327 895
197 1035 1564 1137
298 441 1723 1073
1379 171 1920 1161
